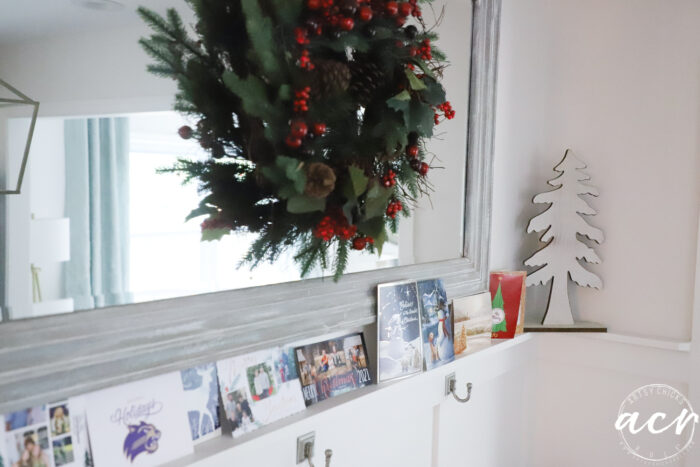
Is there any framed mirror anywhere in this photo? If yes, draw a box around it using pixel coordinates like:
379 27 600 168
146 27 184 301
0 0 500 412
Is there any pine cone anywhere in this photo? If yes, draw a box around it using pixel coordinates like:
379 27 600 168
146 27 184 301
304 162 337 198
349 59 385 106
311 59 351 99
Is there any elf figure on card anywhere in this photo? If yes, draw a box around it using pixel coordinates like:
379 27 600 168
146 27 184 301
492 279 507 333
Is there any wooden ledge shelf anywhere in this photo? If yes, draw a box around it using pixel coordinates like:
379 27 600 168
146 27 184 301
164 334 534 467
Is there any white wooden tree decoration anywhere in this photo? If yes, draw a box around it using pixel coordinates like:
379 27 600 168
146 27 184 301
524 149 604 325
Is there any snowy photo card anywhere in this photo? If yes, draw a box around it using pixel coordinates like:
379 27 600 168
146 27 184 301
84 372 193 467
295 333 372 406
453 292 492 356
377 281 423 381
180 363 221 444
417 279 455 370
216 347 306 438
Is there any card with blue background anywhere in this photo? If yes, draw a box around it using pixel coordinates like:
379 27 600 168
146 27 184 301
417 279 455 370
180 363 221 444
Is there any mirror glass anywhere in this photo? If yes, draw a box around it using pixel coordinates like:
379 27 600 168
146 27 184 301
0 0 471 321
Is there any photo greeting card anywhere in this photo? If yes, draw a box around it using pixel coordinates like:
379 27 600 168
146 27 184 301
295 333 372 406
216 347 306 438
453 292 493 356
180 363 221 443
417 279 455 370
490 271 527 339
377 281 423 381
84 372 193 467
3 400 92 467
0 415 6 467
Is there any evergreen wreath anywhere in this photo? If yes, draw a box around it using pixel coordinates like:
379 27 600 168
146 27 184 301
138 0 455 280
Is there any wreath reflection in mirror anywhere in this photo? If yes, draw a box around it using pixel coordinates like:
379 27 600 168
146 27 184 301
138 0 454 280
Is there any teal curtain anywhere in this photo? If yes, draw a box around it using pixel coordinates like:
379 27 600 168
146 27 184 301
63 118 131 310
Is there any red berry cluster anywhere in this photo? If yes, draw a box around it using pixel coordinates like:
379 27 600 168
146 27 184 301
286 120 308 148
434 100 455 124
299 50 314 70
352 235 375 250
294 87 311 113
382 169 397 187
385 0 422 20
406 144 418 158
285 119 327 148
386 199 403 218
295 27 310 45
418 38 431 60
313 211 358 242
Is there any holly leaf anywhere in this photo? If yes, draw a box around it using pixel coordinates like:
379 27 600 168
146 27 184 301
269 0 303 25
278 84 292 101
275 156 306 192
405 69 427 91
185 204 215 222
409 99 435 136
421 78 446 106
387 95 435 138
201 228 229 242
278 183 299 199
372 108 407 154
287 194 326 213
357 217 385 239
364 185 394 219
374 226 388 256
348 165 369 196
222 71 274 121
413 59 437 80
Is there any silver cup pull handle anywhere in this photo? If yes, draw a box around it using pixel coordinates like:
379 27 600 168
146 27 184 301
449 380 473 403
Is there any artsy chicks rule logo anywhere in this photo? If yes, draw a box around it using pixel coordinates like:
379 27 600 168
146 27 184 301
615 384 699 464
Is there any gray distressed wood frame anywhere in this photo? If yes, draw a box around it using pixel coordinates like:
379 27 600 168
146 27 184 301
0 0 501 413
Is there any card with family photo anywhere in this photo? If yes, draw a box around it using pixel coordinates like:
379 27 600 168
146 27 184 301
377 281 424 382
3 400 91 467
180 363 221 444
417 279 455 370
84 372 193 467
295 333 372 406
216 347 305 438
453 292 493 356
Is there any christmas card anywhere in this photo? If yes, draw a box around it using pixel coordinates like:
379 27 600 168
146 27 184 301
180 363 221 444
417 279 455 370
84 372 193 467
377 281 423 381
216 347 306 438
453 292 492 356
0 415 6 467
490 271 527 339
295 333 373 406
3 400 92 467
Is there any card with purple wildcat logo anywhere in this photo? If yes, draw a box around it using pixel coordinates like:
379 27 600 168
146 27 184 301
84 372 193 467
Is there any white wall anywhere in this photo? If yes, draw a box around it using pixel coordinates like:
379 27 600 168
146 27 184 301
491 0 700 341
491 1 700 465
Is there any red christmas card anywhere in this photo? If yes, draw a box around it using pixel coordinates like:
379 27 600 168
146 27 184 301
490 271 527 339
